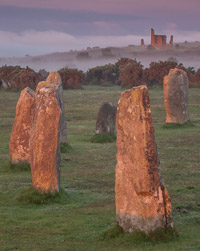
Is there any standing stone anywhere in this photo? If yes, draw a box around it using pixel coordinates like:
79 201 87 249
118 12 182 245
30 82 61 193
95 102 117 135
46 72 67 143
163 68 189 124
9 87 35 163
115 85 173 234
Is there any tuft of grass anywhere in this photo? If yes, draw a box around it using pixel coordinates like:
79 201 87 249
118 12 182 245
17 187 68 205
3 161 30 172
146 227 179 243
90 133 116 143
100 224 124 240
60 142 73 153
162 120 195 129
100 224 178 243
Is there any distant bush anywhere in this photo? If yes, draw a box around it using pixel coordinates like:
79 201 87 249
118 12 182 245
118 58 144 87
101 47 115 58
0 65 42 90
76 51 90 60
143 61 177 87
58 68 86 89
85 58 200 88
86 64 120 86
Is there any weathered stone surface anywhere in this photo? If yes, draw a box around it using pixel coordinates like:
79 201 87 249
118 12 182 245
46 72 67 143
46 71 62 86
95 102 117 135
30 82 61 192
151 28 173 49
115 85 173 234
9 87 35 163
164 68 189 124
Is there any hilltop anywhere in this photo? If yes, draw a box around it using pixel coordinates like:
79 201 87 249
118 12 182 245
0 41 200 72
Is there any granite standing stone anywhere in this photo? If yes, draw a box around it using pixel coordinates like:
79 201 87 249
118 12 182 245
30 82 61 192
95 102 117 135
9 87 35 163
46 72 67 143
163 68 189 124
115 85 173 234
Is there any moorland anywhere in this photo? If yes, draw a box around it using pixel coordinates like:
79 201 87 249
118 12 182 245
0 85 200 250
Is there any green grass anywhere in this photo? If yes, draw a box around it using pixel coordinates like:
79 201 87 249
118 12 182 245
90 133 116 143
2 161 30 172
0 86 200 250
60 142 73 153
101 225 178 243
17 187 68 205
162 120 195 129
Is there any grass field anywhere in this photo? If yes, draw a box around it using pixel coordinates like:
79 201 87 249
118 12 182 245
0 86 200 251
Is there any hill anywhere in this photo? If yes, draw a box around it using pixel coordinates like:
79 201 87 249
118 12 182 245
0 41 200 72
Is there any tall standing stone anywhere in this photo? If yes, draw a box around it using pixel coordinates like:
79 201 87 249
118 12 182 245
46 72 67 143
115 85 173 234
9 87 34 163
163 68 189 124
30 82 61 192
95 102 117 135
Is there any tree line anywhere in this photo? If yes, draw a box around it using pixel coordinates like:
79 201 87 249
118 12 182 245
0 59 200 90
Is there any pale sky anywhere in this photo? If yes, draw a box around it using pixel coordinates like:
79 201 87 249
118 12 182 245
0 0 199 56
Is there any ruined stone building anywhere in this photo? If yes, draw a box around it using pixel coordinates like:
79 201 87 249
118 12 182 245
151 28 173 49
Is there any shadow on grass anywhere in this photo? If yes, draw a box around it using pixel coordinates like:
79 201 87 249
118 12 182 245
17 187 69 205
90 133 116 143
2 161 30 172
100 224 178 243
60 142 73 153
162 120 195 129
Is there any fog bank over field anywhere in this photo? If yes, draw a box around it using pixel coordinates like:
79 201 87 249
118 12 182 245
1 41 200 72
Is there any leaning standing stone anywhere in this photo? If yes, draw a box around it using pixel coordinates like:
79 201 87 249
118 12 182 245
95 102 116 135
30 82 61 193
9 87 34 163
115 85 173 234
46 72 67 143
163 68 189 124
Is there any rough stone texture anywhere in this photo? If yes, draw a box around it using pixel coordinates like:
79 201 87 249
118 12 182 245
151 28 173 49
30 82 61 193
115 85 173 234
9 87 35 163
46 72 67 143
163 68 189 124
46 71 62 86
95 102 117 135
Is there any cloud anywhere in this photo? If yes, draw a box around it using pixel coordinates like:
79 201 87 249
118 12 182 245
169 30 200 43
0 29 200 57
0 30 150 57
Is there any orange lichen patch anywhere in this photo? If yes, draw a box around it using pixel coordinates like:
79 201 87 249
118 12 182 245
163 68 189 124
9 87 35 163
46 72 62 86
46 72 67 143
115 85 173 234
36 81 52 91
30 84 61 193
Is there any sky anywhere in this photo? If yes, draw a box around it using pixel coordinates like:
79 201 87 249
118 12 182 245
0 0 200 57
